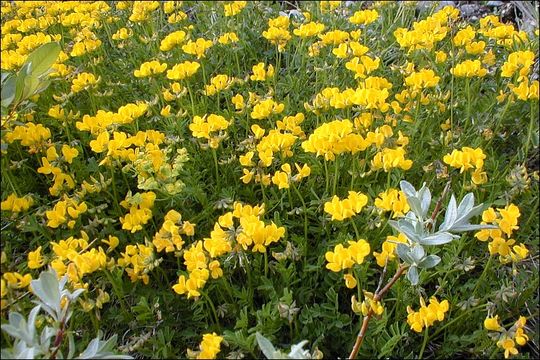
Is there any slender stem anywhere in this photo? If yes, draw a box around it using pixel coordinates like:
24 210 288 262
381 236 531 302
201 290 220 330
212 148 220 189
427 180 452 231
524 101 536 162
333 158 339 196
324 159 330 195
348 264 408 359
472 254 493 296
264 251 268 278
351 218 360 239
419 327 429 359
291 181 308 244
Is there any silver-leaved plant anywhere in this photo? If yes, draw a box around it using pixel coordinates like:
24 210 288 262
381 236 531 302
389 181 496 285
1 269 132 359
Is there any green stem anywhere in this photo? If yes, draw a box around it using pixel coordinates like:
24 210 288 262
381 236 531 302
419 326 429 359
524 101 536 162
291 181 308 245
466 78 471 127
324 159 330 195
333 158 339 196
201 290 221 330
431 303 489 339
264 251 268 278
472 255 493 296
351 218 360 239
212 148 220 189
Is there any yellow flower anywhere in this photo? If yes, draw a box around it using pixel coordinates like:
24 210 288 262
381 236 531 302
134 60 167 78
484 315 502 331
250 62 274 81
450 59 487 78
28 246 45 269
166 61 200 80
344 273 357 288
223 1 247 17
349 9 378 25
324 191 369 221
182 38 213 59
71 72 100 93
325 244 354 272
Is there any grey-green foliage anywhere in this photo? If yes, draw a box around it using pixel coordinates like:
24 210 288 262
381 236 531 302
1 42 60 115
390 181 496 285
256 332 323 359
1 269 132 359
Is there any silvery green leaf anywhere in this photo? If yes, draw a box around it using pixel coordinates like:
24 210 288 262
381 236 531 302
256 332 281 359
457 193 474 217
407 266 419 285
288 340 310 359
407 196 424 220
418 255 441 269
439 195 457 231
400 180 416 199
27 305 41 342
40 326 55 350
67 288 85 302
77 337 100 359
2 340 36 359
419 185 431 218
419 232 454 246
454 204 484 227
393 219 420 243
396 243 414 264
30 271 61 321
67 332 76 359
449 224 497 232
410 245 425 263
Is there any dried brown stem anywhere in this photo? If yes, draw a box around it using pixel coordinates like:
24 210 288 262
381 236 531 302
348 264 409 360
427 181 452 231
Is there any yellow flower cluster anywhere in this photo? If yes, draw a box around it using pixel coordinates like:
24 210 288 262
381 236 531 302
406 296 450 332
349 9 379 25
324 191 369 221
372 233 408 267
166 60 200 81
45 196 87 229
189 114 231 149
37 145 79 196
204 74 235 96
351 291 384 316
117 243 157 285
250 98 285 120
129 1 160 22
160 30 187 51
218 32 239 45
443 147 487 185
374 189 410 218
404 69 440 90
130 145 188 195
71 72 100 93
134 60 167 78
2 272 32 308
478 15 529 48
371 147 413 172
305 85 391 113
484 315 529 359
250 62 275 81
5 122 48 153
450 59 488 78
263 16 291 52
50 231 111 288
325 239 371 272
475 204 528 264
187 332 223 359
270 163 311 189
119 191 156 233
153 210 195 253
223 1 247 17
394 6 458 52
112 27 132 41
301 119 369 161
320 1 341 13
345 55 380 79
78 102 149 135
1 194 33 213
182 38 213 59
332 41 369 59
293 21 325 38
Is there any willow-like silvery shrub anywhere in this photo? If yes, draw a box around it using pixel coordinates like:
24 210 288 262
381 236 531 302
1 269 131 359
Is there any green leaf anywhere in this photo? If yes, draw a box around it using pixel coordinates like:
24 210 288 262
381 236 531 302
406 265 419 285
24 42 61 78
21 75 40 101
419 232 454 246
418 255 441 269
256 332 279 359
1 75 16 108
